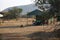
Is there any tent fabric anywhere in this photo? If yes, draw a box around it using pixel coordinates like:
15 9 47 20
27 9 43 16
0 12 4 17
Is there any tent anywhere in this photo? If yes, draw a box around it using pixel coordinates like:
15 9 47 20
0 12 4 18
27 9 53 25
27 9 45 25
27 9 43 16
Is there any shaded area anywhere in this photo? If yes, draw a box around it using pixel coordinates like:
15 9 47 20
0 29 60 40
25 29 60 40
26 32 56 38
53 29 60 37
0 25 34 28
0 26 21 28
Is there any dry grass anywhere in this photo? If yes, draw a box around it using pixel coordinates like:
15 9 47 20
0 26 60 40
0 18 60 40
0 18 35 26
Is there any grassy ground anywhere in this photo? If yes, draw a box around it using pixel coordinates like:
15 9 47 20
0 18 35 26
0 25 60 40
0 18 60 40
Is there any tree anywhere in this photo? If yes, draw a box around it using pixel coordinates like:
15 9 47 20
35 0 50 12
35 0 60 15
35 0 51 20
48 0 60 15
35 0 60 18
35 0 60 25
4 7 22 20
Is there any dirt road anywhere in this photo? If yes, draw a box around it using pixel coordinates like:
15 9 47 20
0 25 59 40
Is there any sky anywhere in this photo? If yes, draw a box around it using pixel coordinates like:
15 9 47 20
0 0 34 12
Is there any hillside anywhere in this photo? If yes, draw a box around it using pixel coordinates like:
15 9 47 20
2 4 38 15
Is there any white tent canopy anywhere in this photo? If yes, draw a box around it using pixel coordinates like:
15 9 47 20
0 14 3 17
